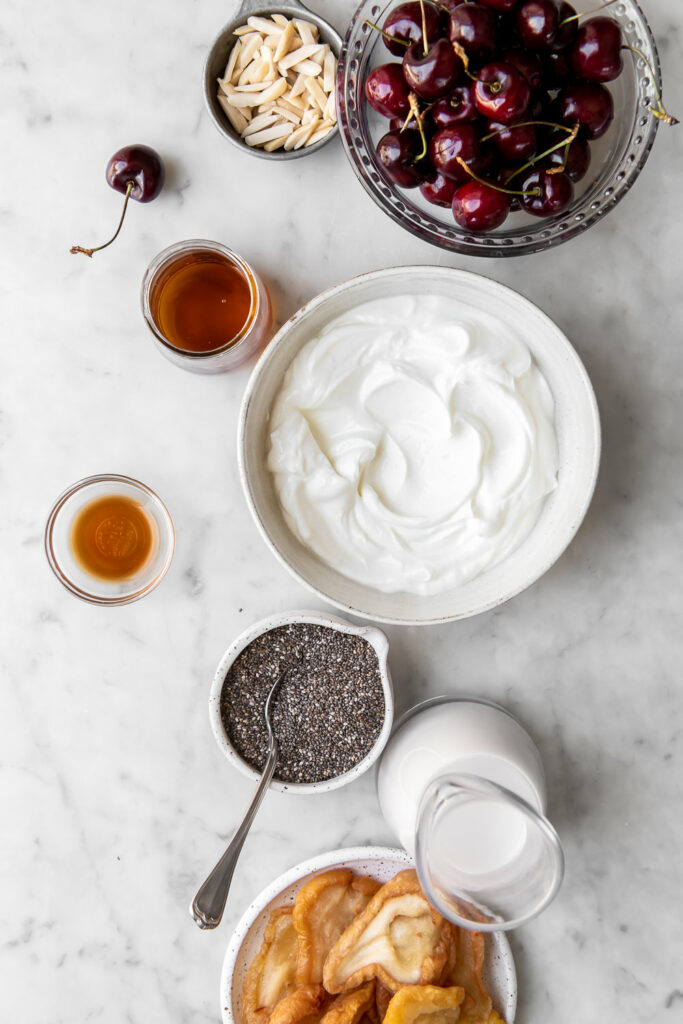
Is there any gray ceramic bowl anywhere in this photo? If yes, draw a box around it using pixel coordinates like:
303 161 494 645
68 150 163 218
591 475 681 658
203 0 342 160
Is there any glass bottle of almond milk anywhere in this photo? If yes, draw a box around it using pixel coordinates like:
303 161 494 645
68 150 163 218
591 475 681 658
376 697 564 931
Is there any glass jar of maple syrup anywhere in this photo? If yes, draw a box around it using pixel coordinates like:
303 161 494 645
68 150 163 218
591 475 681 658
141 240 271 373
45 474 174 604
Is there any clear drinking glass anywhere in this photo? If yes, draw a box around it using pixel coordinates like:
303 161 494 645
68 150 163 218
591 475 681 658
415 772 565 932
141 239 272 374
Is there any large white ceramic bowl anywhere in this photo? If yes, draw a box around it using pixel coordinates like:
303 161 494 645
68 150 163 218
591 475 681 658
220 846 517 1024
210 610 394 794
239 267 601 625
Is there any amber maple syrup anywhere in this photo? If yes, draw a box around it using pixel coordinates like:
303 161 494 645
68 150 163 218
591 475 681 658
148 249 254 353
70 495 156 581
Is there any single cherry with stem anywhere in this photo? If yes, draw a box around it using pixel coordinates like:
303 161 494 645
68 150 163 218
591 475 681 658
432 83 478 125
71 144 164 258
378 1 444 56
430 123 481 180
543 129 591 181
473 61 531 124
403 37 463 100
420 170 458 206
485 119 538 161
519 166 574 215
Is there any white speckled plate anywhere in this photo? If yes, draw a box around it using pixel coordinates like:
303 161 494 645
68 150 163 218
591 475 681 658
220 846 517 1024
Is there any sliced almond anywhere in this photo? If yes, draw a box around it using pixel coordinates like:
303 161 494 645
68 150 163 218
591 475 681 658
264 136 289 151
236 32 263 70
223 41 242 83
272 104 303 124
290 58 323 76
242 112 280 136
323 50 336 93
305 76 328 111
277 43 322 70
289 73 307 98
234 24 257 37
245 122 294 146
271 13 289 27
294 115 319 148
324 89 337 123
273 20 297 62
217 94 249 133
234 81 272 92
247 16 284 35
279 92 306 113
294 19 318 44
306 121 335 146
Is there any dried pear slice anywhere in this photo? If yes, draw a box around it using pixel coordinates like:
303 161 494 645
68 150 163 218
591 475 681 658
294 869 381 986
242 907 298 1024
270 985 329 1024
441 929 492 1023
323 870 450 995
319 983 376 1024
383 986 465 1024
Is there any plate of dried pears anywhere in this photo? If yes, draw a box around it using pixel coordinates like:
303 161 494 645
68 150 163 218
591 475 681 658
221 847 516 1024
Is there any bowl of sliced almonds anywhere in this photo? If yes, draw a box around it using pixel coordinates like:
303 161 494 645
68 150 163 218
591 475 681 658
204 0 342 158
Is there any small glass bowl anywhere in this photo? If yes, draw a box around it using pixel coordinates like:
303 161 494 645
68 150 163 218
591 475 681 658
338 0 662 257
45 474 174 605
141 240 272 374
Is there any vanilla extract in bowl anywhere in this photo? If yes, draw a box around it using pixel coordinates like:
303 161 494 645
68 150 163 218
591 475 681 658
219 623 386 785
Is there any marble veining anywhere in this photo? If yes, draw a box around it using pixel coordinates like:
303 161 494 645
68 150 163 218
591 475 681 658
1 1 683 1021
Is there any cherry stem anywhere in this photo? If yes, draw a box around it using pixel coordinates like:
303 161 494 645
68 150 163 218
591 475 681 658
622 45 679 126
559 0 617 27
70 180 134 258
362 19 409 45
455 157 541 197
481 120 576 142
505 122 579 183
452 40 499 90
408 93 429 160
419 0 428 57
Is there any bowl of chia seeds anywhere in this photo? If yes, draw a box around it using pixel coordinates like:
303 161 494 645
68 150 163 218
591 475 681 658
209 611 393 794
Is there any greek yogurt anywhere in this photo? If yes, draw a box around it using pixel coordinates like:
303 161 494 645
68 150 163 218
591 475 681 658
267 294 558 595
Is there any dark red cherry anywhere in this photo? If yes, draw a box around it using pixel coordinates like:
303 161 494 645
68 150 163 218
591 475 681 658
477 0 520 10
543 49 572 87
503 47 545 92
520 167 573 215
515 1 559 50
452 181 510 231
448 3 499 60
420 171 458 207
403 38 463 101
430 123 480 180
571 16 623 83
432 84 478 125
487 119 538 161
543 130 591 181
473 61 531 124
71 144 164 258
551 2 578 51
382 1 445 57
376 129 427 187
365 63 412 118
556 81 614 138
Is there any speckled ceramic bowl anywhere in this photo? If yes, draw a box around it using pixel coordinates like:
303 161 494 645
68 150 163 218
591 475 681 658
209 610 393 794
219 846 517 1024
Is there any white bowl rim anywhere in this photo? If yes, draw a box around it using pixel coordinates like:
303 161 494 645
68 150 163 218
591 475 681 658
209 609 394 794
238 265 601 626
220 845 517 1024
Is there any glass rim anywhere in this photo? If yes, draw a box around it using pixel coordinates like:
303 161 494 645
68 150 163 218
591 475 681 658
140 239 260 358
415 771 565 932
44 473 175 605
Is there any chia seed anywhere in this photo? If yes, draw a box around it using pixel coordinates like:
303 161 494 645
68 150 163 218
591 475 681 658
219 623 385 785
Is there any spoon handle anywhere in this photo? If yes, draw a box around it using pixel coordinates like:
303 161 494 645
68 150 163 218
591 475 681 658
190 742 279 930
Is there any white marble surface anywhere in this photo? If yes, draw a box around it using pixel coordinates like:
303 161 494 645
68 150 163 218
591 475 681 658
2 0 683 1020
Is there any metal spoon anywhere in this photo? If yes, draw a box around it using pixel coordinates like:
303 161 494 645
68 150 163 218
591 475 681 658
190 665 289 930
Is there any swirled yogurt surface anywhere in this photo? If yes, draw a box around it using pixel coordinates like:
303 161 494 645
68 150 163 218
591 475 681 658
267 294 558 595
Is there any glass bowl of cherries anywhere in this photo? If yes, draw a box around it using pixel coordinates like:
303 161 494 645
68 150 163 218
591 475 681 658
337 0 675 256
